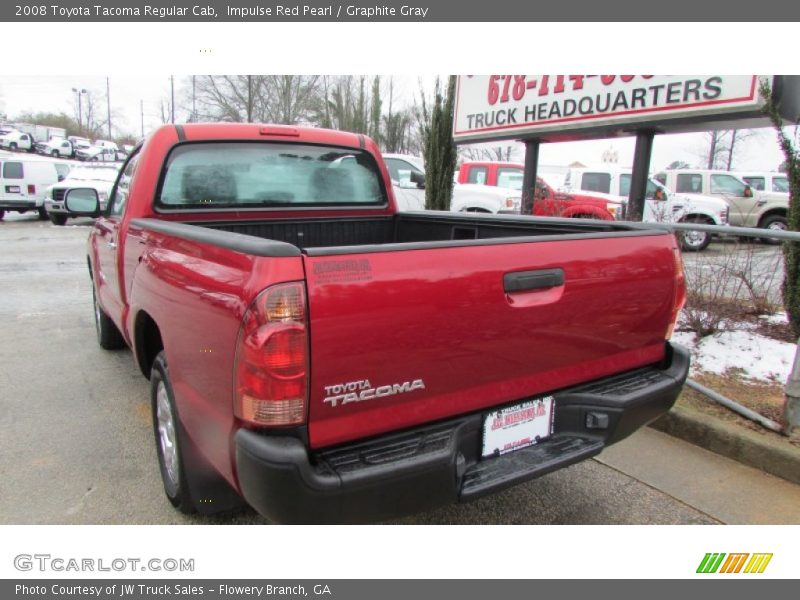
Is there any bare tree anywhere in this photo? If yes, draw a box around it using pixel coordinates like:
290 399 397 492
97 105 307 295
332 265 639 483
458 144 519 162
260 76 320 124
697 129 759 170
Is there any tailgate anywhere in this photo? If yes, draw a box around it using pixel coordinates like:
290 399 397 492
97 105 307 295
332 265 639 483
303 233 677 449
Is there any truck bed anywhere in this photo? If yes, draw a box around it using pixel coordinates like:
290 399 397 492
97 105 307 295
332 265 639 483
193 211 641 253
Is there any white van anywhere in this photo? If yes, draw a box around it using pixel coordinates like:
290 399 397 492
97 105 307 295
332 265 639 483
0 157 63 220
562 165 730 251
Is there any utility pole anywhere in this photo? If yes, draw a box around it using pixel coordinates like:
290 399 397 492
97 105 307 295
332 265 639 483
106 77 112 138
247 75 253 123
140 100 144 138
170 75 175 124
72 87 87 130
192 75 196 122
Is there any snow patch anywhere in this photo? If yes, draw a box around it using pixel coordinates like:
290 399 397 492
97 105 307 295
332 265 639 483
671 313 795 383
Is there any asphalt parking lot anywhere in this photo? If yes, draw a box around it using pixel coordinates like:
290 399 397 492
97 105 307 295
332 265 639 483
1 214 797 525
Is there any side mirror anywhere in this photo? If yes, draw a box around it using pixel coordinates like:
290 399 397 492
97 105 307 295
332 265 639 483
536 185 550 200
64 188 101 217
654 188 665 201
410 170 426 189
744 185 753 198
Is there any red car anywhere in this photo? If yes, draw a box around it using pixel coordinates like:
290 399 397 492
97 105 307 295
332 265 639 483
457 161 621 220
67 124 688 523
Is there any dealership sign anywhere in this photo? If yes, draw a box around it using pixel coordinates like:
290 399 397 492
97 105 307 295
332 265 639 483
453 75 768 142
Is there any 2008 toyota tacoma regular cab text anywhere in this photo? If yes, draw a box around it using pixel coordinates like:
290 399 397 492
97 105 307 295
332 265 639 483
70 123 690 523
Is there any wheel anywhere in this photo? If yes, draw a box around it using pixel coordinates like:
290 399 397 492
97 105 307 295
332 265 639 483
49 213 68 226
760 215 787 245
9 142 17 151
51 150 60 158
150 351 244 515
151 352 195 514
92 287 125 349
37 206 48 220
0 210 4 221
679 218 712 252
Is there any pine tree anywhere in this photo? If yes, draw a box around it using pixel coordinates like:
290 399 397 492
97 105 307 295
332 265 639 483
760 79 800 336
421 76 458 211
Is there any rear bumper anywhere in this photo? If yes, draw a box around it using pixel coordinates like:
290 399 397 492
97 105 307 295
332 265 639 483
235 342 690 524
0 199 40 210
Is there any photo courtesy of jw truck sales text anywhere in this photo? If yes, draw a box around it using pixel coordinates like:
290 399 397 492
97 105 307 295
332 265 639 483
1 73 799 527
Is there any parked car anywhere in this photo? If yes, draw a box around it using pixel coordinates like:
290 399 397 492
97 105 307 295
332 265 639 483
0 157 62 220
44 164 120 225
69 123 689 523
35 138 75 158
738 172 790 195
563 166 730 251
0 130 35 152
457 161 621 220
654 169 787 236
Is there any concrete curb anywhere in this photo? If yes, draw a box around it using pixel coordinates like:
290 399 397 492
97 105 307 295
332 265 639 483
650 405 800 486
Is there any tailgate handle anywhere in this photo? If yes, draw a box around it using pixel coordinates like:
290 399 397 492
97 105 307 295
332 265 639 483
504 269 564 293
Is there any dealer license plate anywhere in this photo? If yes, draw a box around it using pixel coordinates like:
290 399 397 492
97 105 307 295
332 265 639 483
481 396 554 458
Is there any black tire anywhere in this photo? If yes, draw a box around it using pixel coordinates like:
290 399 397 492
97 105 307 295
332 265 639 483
151 352 195 514
49 213 68 226
679 218 712 252
92 287 125 350
150 351 244 516
52 150 60 158
0 210 5 221
9 142 17 151
760 215 787 245
37 206 48 220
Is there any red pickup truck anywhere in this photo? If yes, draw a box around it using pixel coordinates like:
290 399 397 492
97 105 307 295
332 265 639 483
66 124 689 523
457 161 621 220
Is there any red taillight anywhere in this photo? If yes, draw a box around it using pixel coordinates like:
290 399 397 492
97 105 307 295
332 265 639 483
666 237 687 339
27 184 35 194
234 283 308 427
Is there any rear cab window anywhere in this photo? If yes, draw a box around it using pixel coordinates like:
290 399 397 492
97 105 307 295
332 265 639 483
466 166 488 185
580 172 611 194
773 177 789 193
676 173 703 194
157 143 386 210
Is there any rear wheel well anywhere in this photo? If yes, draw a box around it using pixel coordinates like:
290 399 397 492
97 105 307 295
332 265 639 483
135 311 164 378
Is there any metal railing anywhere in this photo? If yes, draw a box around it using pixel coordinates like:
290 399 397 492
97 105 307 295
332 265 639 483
629 219 800 435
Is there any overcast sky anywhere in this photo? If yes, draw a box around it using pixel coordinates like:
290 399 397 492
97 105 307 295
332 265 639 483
0 74 789 172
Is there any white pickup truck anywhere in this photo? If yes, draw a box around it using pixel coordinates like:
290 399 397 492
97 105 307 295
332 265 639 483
562 166 730 251
36 138 75 158
382 154 521 213
0 130 35 152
